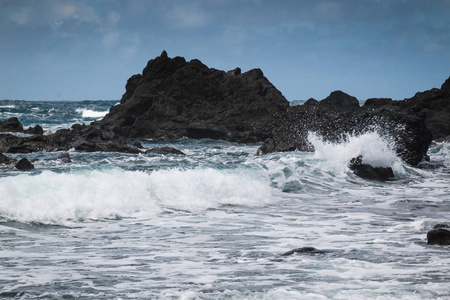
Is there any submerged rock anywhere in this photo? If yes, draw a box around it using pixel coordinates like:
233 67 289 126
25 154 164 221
349 155 394 181
282 247 325 256
15 157 34 171
145 146 185 155
427 224 450 245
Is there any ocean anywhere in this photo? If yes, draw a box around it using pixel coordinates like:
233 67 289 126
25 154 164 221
0 100 449 299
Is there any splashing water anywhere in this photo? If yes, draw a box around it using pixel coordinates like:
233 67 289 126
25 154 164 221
308 131 405 175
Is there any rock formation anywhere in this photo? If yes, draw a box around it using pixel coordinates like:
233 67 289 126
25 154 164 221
364 76 450 142
257 91 432 166
95 50 290 143
0 52 446 167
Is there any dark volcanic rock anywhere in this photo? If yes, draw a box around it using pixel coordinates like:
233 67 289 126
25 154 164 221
97 51 289 143
427 224 450 245
145 146 185 155
24 124 44 135
15 157 34 170
349 155 394 181
319 90 360 110
0 117 23 132
364 76 450 142
282 247 325 256
258 91 432 166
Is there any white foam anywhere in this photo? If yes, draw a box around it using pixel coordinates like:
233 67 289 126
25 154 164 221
0 167 272 224
308 131 404 175
0 105 16 109
75 108 109 118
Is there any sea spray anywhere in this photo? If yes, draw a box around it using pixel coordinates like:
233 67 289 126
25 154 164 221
308 131 405 176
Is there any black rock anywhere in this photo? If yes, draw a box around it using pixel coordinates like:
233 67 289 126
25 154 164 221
427 225 450 245
319 90 360 110
24 124 44 135
282 247 325 256
96 50 289 143
15 158 34 171
258 100 432 166
349 155 394 181
145 146 185 155
0 117 23 132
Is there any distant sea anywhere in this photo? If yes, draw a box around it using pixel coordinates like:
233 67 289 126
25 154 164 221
1 100 449 299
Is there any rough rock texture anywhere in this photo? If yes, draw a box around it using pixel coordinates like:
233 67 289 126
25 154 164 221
349 156 394 181
24 124 44 135
15 157 34 171
96 51 290 143
145 146 185 155
257 92 432 166
282 247 325 256
427 224 450 245
364 76 450 142
0 123 142 154
0 117 23 132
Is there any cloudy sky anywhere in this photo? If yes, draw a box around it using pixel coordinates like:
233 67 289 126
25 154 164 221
1 0 449 101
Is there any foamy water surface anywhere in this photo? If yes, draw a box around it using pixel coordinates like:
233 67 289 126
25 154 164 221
1 101 449 299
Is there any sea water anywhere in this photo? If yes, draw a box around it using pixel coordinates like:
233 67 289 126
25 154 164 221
0 100 449 299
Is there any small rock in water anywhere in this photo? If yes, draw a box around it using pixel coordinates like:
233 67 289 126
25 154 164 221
15 158 34 171
282 247 325 256
54 153 72 163
145 146 185 155
349 155 394 181
427 224 450 245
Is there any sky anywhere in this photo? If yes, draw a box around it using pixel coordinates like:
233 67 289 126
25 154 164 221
0 0 449 101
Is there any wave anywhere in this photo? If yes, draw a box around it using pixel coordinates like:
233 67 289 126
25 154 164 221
0 105 16 109
308 131 405 175
0 167 272 225
75 108 109 118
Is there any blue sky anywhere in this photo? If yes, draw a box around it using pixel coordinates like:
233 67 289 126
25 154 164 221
0 0 449 101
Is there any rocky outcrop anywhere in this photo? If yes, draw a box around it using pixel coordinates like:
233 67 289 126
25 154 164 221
257 92 432 166
0 122 142 154
0 117 23 132
427 224 450 245
96 51 290 143
364 76 450 142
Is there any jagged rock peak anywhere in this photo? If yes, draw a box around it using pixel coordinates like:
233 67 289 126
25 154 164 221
441 76 450 92
161 50 168 58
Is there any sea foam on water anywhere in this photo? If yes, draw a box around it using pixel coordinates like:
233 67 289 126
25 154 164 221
0 167 272 225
